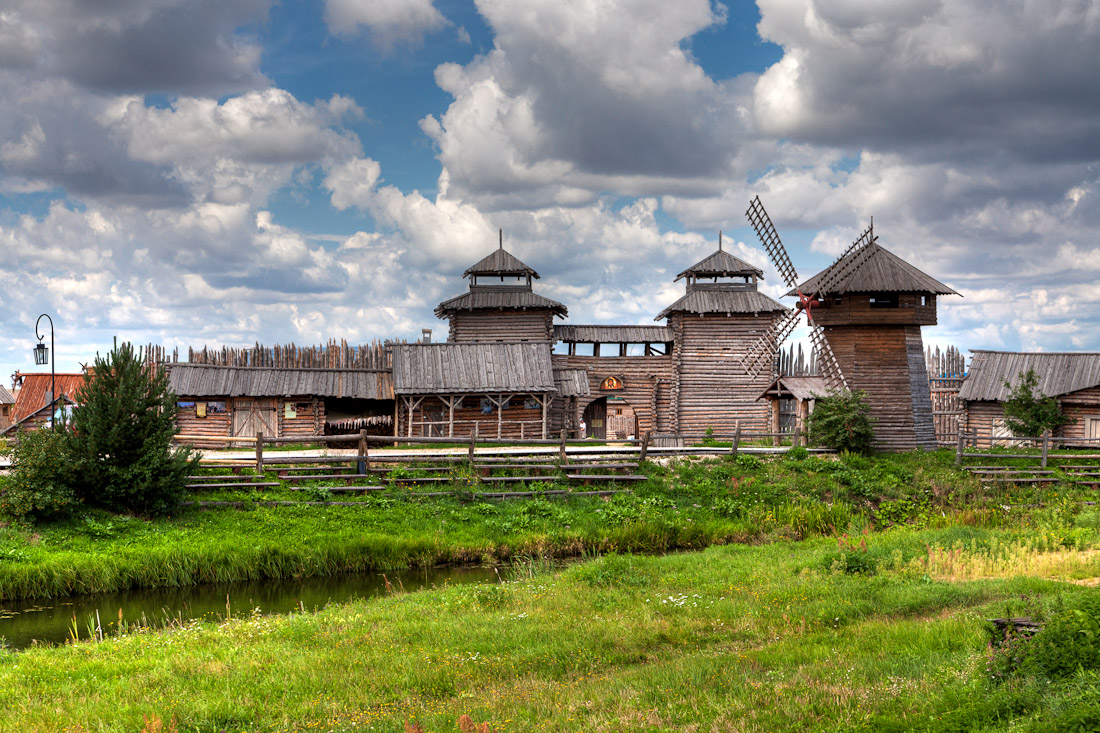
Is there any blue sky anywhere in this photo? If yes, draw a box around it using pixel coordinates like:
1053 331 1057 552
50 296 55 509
2 0 1100 384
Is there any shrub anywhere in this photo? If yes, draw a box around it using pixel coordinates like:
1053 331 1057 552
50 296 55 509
68 340 198 516
0 428 78 522
806 390 876 454
1027 594 1100 679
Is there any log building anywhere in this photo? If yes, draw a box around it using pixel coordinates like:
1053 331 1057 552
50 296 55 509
959 350 1100 445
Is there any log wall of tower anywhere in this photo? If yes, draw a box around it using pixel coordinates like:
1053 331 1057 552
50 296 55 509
448 310 554 342
669 313 778 435
823 324 937 451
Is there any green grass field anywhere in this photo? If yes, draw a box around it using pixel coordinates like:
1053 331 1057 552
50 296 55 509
2 449 1100 731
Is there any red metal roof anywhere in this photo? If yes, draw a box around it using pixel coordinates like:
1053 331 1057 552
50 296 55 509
11 372 86 423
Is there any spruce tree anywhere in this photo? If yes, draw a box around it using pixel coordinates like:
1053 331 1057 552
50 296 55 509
1002 369 1069 438
68 340 198 516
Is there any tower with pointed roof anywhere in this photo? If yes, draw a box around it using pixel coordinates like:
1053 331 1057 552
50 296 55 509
656 237 787 435
792 241 959 450
435 233 567 343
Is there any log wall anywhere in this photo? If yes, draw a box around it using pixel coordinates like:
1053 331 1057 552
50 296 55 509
176 396 327 443
824 324 938 451
448 310 554 342
669 313 778 435
551 354 675 435
811 294 937 327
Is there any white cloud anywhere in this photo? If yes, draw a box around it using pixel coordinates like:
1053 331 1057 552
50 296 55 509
324 0 448 48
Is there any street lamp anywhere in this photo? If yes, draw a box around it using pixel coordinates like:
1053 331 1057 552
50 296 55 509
34 313 55 428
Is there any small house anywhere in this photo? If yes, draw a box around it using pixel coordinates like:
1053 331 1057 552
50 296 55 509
960 350 1100 444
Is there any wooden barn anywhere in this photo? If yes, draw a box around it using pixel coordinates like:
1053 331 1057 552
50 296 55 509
168 364 393 444
790 242 958 450
163 341 395 444
656 247 786 435
960 350 1100 444
392 342 556 439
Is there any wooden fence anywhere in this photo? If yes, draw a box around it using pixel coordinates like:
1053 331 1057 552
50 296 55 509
927 345 966 447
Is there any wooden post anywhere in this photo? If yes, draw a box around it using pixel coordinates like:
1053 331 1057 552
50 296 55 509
771 401 781 447
358 429 369 474
731 420 740 457
559 429 568 465
639 431 651 463
468 429 476 467
955 417 965 467
1041 429 1050 468
792 425 801 449
255 431 264 474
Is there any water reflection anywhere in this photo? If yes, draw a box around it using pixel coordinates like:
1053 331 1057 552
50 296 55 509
0 565 499 650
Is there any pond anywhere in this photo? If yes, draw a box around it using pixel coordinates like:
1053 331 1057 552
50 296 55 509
0 564 500 650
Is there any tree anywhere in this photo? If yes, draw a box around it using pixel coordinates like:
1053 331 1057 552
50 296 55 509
806 389 877 454
0 428 78 522
68 340 198 516
1002 369 1069 438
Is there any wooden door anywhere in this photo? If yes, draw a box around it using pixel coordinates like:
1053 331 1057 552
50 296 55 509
583 398 607 439
1086 417 1100 442
232 399 278 437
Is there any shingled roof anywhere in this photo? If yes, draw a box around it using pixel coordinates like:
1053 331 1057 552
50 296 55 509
463 247 540 278
676 250 764 281
434 289 568 318
791 242 958 296
959 351 1100 402
167 364 393 400
655 288 787 321
554 325 673 343
392 343 556 394
0 385 14 405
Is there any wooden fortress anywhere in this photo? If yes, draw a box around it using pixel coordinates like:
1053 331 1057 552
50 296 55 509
162 232 955 449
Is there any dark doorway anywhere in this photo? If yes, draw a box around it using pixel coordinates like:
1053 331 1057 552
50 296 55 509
583 397 607 439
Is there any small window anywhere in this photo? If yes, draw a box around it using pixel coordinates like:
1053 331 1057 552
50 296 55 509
833 296 842 305
574 343 595 356
920 295 928 306
869 293 899 308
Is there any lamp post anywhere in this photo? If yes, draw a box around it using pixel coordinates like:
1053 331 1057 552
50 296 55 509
34 313 55 428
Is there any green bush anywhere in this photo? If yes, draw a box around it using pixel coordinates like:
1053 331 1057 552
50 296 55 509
0 428 78 522
1027 594 1100 679
806 390 876 454
1003 369 1070 438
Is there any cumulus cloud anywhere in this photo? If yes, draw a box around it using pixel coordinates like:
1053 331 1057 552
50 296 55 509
324 0 448 48
421 0 748 206
1 0 271 96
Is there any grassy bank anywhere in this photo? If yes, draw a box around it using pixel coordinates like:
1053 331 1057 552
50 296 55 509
2 449 1098 601
1 530 1098 731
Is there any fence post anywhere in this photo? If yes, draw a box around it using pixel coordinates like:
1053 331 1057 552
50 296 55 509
358 429 369 474
1041 430 1050 468
560 429 568 464
639 431 651 463
468 430 477 467
792 425 801 449
731 421 741 458
955 418 965 467
255 431 264 474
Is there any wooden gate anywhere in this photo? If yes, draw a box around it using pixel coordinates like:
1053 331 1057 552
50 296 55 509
232 399 278 438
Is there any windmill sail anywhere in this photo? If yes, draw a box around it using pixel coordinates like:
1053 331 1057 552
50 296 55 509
746 196 799 290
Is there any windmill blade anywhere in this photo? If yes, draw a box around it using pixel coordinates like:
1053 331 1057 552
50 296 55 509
742 308 800 378
804 223 877 311
746 196 799 290
809 326 848 392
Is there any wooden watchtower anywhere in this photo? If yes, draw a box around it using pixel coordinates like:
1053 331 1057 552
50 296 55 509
656 243 786 434
435 237 567 343
793 242 958 450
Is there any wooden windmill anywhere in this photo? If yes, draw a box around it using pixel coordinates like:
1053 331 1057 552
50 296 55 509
741 196 876 390
741 196 958 450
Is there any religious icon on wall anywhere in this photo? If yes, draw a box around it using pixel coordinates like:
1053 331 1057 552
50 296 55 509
600 376 624 391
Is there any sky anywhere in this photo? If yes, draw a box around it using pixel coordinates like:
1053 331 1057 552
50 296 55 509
2 0 1099 383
